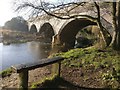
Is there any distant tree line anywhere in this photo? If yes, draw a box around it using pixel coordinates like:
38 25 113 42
3 16 29 32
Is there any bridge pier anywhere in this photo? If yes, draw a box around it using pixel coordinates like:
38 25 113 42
51 34 75 52
28 17 112 52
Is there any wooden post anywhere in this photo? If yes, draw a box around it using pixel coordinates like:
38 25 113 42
58 62 61 77
11 57 64 89
19 69 28 90
52 62 61 77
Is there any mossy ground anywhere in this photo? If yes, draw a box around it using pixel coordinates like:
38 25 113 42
40 47 120 89
2 46 119 89
0 68 13 78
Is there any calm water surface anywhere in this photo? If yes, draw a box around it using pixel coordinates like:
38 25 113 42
0 41 51 71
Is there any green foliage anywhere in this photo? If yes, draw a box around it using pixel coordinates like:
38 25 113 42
102 68 120 89
31 75 57 88
51 47 120 69
62 48 86 59
4 16 28 32
0 68 13 78
75 27 97 48
50 47 120 89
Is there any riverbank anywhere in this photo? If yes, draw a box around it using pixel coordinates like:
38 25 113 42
1 47 120 89
1 66 51 88
44 47 120 89
0 29 51 45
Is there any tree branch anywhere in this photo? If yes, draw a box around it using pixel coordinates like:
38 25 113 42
94 2 107 46
15 1 96 21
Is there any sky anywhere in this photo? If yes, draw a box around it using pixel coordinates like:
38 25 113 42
0 0 83 26
0 0 114 26
0 0 16 26
0 0 58 26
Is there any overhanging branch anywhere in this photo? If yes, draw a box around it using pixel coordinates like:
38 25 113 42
15 2 97 21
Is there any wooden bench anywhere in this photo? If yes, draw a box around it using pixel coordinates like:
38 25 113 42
11 57 64 89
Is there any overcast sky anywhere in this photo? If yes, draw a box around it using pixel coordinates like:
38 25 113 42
0 0 81 26
0 0 16 26
0 0 116 26
0 0 59 26
1 0 112 26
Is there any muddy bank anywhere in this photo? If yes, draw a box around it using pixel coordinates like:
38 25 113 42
0 30 51 45
1 66 51 89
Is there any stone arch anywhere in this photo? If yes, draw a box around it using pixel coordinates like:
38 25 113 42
58 18 97 49
29 24 37 33
39 23 55 40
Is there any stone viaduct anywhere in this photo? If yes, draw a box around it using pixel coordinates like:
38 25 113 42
28 11 113 51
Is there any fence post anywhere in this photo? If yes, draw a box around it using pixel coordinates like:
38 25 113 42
19 69 28 90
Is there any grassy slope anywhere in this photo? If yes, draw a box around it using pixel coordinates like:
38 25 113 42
49 47 120 89
2 43 119 88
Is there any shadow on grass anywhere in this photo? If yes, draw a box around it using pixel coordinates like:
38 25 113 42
32 76 111 90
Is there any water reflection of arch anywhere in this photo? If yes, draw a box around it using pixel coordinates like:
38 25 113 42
29 24 37 33
27 42 51 60
58 18 97 48
39 23 55 40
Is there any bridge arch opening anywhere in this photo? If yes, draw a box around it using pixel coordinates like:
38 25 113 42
39 23 55 41
58 18 97 50
29 24 37 33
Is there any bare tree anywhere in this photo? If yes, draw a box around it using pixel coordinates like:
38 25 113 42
13 1 96 20
117 1 120 50
13 0 115 49
94 2 107 47
110 1 120 50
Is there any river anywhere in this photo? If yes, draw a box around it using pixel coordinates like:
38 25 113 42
0 41 51 71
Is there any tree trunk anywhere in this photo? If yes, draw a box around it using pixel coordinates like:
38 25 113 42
110 2 117 48
111 1 120 50
94 2 107 47
116 1 120 50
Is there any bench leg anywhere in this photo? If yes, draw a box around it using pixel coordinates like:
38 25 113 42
58 62 61 76
52 62 61 77
19 69 28 90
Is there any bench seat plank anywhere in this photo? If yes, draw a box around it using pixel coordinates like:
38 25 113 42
11 57 64 73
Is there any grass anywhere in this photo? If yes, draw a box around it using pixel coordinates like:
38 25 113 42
50 47 120 69
0 68 13 78
31 74 57 88
31 75 84 89
49 47 120 89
